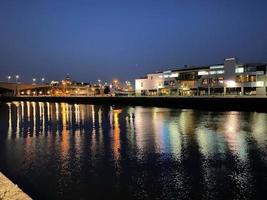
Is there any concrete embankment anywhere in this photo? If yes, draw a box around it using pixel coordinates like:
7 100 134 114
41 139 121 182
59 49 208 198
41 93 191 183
1 96 267 112
0 173 31 200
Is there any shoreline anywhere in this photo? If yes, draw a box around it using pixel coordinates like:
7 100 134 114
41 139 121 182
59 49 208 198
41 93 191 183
1 95 267 112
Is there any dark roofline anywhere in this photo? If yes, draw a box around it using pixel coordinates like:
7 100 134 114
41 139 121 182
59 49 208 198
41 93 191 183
151 62 267 75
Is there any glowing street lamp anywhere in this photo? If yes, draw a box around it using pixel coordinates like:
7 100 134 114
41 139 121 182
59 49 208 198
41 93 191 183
15 75 19 83
41 78 45 84
33 78 36 84
7 75 11 82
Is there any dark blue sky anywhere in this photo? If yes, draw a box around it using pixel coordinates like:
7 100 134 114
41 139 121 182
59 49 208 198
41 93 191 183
0 0 267 83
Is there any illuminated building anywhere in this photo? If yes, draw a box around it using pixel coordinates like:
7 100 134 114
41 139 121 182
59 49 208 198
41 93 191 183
135 58 267 96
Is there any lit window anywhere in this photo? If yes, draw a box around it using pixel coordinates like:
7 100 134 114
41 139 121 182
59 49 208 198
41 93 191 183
170 73 179 78
235 67 244 73
209 71 216 75
198 71 209 75
217 70 224 74
210 65 224 69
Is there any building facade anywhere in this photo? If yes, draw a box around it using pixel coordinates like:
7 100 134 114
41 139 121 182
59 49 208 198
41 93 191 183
135 58 267 96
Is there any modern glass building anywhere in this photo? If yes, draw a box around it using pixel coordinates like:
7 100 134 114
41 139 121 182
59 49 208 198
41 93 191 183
135 58 267 96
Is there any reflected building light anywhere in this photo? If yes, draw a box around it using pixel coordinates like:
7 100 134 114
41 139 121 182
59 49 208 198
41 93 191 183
46 102 50 121
91 105 95 128
68 104 72 127
39 102 45 134
55 103 59 121
20 101 24 122
152 107 164 153
168 123 182 160
98 108 102 125
13 101 20 108
134 107 159 154
75 104 80 125
80 105 85 126
250 113 267 148
109 106 113 128
26 101 30 121
197 128 226 157
7 103 12 139
74 104 80 125
65 103 70 125
16 102 20 138
179 110 195 136
113 109 121 161
32 102 36 136
127 107 135 132
223 112 247 161
61 103 67 128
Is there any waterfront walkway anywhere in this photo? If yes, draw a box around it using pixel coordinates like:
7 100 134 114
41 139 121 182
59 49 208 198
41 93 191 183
0 173 31 200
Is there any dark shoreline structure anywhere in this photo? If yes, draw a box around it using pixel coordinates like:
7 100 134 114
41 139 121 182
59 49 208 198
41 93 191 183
1 96 267 112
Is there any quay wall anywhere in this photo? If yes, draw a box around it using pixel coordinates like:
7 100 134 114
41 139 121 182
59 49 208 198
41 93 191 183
0 96 267 112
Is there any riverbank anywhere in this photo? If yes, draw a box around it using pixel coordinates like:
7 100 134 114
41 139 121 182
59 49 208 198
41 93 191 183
1 95 267 112
0 173 31 200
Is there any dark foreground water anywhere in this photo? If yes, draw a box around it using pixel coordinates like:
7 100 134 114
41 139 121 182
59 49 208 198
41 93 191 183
0 102 267 200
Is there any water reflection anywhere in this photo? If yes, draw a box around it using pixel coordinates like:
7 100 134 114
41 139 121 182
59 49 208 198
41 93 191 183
1 102 267 200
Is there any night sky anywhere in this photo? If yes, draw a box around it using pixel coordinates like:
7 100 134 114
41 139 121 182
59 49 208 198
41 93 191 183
0 0 267 83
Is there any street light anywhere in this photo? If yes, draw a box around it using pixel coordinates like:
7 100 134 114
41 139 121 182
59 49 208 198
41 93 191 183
7 75 11 83
15 75 19 83
33 78 36 85
41 78 45 84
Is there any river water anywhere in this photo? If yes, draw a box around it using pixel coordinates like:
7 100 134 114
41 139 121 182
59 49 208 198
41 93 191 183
0 102 267 200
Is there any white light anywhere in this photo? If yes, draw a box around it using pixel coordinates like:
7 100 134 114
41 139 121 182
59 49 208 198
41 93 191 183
210 65 224 69
209 70 224 75
164 75 169 78
170 73 179 78
226 80 236 87
198 71 209 76
235 67 244 73
159 75 163 78
163 70 171 73
256 81 264 87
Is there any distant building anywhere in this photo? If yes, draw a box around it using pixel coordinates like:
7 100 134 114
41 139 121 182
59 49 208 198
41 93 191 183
135 58 267 96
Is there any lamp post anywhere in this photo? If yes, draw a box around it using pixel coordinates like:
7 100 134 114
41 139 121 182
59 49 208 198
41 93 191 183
7 75 11 83
15 75 19 83
33 78 36 85
41 78 45 84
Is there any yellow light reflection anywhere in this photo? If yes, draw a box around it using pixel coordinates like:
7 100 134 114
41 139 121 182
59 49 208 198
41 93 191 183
113 108 122 160
32 102 36 136
61 103 69 159
221 112 247 161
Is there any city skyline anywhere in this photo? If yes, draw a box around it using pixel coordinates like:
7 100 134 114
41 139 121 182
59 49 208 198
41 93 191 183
0 0 267 82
